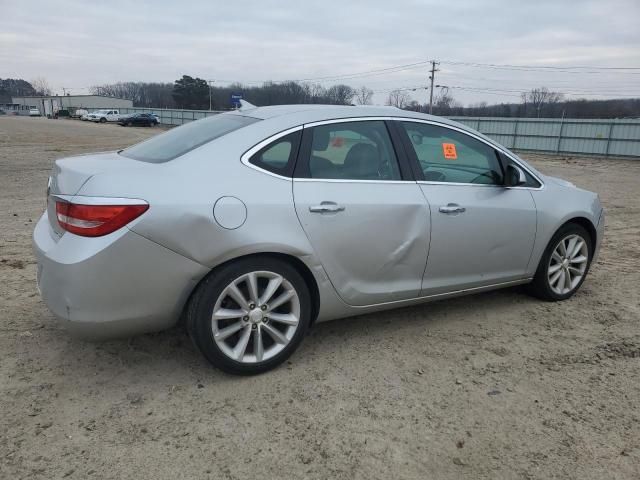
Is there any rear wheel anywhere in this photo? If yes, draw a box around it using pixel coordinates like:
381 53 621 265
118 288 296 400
528 223 592 301
186 257 311 375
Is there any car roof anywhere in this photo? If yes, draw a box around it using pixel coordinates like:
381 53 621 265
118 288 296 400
226 103 494 143
229 103 470 131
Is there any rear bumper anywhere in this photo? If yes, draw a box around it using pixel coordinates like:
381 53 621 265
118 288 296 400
33 212 209 339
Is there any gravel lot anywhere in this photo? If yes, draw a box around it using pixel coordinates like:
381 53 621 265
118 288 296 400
1 115 639 479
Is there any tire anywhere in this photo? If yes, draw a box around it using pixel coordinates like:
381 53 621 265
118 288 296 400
127 121 132 127
527 223 593 301
186 257 312 375
100 117 107 123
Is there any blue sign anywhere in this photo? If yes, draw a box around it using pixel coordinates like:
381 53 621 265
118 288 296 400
230 92 243 107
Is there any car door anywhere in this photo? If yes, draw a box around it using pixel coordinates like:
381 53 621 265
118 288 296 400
293 119 430 306
395 120 538 295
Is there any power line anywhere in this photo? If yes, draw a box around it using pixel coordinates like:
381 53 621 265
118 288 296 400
219 58 640 85
440 60 640 71
440 60 640 75
371 83 640 100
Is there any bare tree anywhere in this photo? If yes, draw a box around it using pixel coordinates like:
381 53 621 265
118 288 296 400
326 84 355 105
522 87 564 117
434 87 455 109
406 100 422 112
354 86 374 105
31 77 52 96
386 89 410 108
431 87 461 115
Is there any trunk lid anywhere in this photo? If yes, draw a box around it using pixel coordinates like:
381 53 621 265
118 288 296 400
49 151 144 195
47 151 149 235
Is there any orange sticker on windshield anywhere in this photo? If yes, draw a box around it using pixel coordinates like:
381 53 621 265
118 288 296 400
442 143 457 160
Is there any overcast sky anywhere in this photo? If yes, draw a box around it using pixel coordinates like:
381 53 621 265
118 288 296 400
2 0 639 105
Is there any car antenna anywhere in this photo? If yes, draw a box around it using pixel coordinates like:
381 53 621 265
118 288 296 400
239 99 257 110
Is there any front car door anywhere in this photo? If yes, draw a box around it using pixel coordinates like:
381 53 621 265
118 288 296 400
394 120 539 295
293 119 430 306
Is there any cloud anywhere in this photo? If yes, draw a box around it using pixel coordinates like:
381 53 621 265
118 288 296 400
2 0 639 105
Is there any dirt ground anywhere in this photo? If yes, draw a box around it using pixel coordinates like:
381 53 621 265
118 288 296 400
1 115 638 480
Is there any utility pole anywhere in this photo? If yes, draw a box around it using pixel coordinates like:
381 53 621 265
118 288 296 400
428 60 439 114
207 80 214 111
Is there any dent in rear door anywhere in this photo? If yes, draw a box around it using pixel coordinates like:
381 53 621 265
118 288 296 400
293 180 430 306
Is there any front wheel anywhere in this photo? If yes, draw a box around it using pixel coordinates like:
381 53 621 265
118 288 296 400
528 223 592 301
99 117 107 123
186 257 311 375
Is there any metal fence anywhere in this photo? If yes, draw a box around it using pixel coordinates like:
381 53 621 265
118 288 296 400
115 107 224 126
86 107 640 158
448 117 640 158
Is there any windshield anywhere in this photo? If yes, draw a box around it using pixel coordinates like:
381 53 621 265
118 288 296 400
120 114 260 163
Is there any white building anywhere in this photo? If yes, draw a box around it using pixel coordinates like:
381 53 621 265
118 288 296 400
7 94 133 116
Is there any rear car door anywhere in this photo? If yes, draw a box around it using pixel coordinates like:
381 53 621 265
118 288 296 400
293 119 430 306
395 120 538 295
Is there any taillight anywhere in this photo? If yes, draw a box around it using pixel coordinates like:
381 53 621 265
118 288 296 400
55 201 148 237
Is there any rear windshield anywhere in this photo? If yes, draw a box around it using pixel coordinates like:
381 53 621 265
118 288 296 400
121 114 260 163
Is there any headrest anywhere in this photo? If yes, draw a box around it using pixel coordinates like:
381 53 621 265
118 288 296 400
312 128 330 151
343 143 380 179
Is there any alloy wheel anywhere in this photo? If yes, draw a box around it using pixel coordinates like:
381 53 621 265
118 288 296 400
211 271 300 363
547 234 589 295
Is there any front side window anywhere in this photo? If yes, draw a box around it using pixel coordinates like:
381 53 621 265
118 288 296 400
248 131 301 176
304 121 401 181
122 114 260 163
400 122 504 185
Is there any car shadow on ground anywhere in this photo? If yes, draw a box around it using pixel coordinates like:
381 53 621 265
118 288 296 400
52 286 535 385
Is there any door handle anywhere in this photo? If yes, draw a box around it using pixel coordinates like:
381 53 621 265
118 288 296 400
439 203 466 214
309 202 345 213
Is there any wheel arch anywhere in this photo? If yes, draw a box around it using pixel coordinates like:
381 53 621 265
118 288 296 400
559 216 597 253
180 251 321 328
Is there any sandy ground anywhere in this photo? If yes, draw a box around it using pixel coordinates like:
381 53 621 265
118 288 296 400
1 115 638 480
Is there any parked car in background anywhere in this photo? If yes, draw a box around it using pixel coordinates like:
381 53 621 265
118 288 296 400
86 109 120 123
118 113 158 127
29 107 41 117
72 108 88 119
33 104 604 375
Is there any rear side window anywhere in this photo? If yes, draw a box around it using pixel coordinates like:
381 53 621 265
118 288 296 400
301 120 401 181
248 130 301 177
400 122 504 185
122 114 260 163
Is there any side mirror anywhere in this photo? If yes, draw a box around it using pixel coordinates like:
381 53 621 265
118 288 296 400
505 164 526 187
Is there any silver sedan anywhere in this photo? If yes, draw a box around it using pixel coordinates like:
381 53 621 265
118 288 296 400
33 104 604 374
